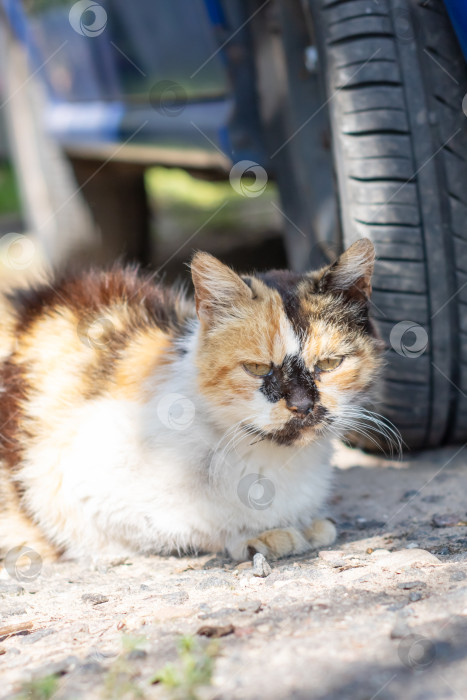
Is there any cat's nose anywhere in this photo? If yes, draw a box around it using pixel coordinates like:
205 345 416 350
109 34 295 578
286 399 313 419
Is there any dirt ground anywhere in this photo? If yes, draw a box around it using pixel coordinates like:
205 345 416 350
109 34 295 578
1 442 467 700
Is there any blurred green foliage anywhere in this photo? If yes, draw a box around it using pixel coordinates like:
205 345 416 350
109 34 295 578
145 166 279 243
24 0 72 14
0 161 21 216
18 675 60 700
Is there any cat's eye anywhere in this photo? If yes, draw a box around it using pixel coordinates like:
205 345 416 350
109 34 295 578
243 362 273 377
315 357 343 372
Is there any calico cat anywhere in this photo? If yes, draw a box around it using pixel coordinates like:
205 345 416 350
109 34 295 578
0 239 383 562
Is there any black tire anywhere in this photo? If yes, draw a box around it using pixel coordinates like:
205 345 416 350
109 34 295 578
305 0 467 450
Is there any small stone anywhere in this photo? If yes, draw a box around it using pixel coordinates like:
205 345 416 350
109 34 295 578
82 593 109 605
432 513 462 528
450 570 467 582
160 591 189 606
198 608 236 620
79 661 104 674
397 581 426 590
127 649 147 661
373 549 441 571
195 576 230 590
237 600 262 613
408 592 422 602
197 624 235 638
252 553 272 578
387 603 407 612
405 543 420 549
21 629 55 644
401 490 418 501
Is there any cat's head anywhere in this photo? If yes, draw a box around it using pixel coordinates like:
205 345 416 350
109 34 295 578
191 239 383 447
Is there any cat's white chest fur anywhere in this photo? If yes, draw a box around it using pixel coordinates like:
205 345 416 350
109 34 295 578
20 388 333 559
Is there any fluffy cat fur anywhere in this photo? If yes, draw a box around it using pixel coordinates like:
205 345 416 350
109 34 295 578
0 239 383 562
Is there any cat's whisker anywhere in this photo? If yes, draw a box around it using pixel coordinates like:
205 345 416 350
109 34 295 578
356 408 404 452
341 409 404 457
209 415 259 480
330 411 402 458
331 419 389 454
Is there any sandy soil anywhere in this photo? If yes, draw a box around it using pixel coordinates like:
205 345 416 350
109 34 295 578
1 443 467 700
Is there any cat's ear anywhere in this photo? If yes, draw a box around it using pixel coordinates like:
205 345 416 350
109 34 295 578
191 252 253 325
317 238 375 301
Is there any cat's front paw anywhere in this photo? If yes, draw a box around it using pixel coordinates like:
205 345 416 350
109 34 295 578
303 518 337 548
229 527 312 561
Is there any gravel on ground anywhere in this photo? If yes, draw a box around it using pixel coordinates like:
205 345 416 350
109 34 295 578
1 443 467 700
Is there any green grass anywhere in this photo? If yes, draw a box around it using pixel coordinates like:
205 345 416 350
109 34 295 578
146 167 238 211
102 636 147 700
18 675 60 700
145 166 279 243
16 634 219 700
0 161 21 216
151 635 219 700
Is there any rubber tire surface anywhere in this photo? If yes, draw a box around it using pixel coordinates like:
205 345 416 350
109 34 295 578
307 0 467 449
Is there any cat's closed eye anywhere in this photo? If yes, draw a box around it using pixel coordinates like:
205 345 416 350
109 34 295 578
243 362 273 377
315 357 343 372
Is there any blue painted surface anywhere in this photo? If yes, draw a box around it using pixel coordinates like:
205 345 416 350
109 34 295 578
443 0 467 61
203 0 226 27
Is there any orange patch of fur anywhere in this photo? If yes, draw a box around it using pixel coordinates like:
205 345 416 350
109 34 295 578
113 328 173 400
195 283 292 405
